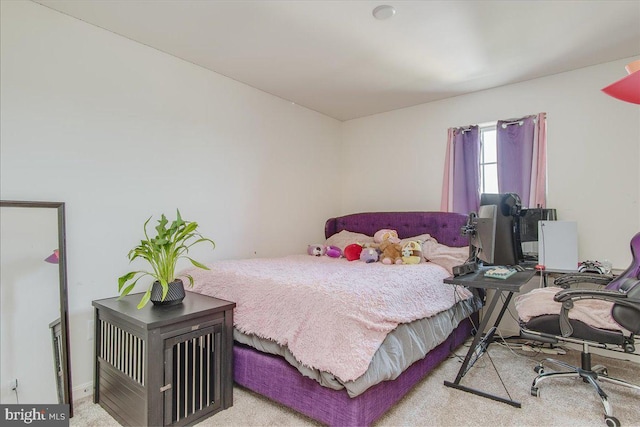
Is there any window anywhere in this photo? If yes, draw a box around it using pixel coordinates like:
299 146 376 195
479 124 498 194
442 113 546 214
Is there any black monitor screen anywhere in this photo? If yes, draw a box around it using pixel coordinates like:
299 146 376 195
480 193 522 266
520 208 557 242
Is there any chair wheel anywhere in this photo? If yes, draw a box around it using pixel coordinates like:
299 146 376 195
604 415 620 427
534 365 544 374
531 386 540 397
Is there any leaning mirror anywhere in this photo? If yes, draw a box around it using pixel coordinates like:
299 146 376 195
0 201 72 415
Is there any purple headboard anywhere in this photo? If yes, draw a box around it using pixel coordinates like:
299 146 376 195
324 211 469 248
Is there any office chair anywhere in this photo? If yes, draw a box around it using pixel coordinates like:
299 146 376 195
517 232 640 427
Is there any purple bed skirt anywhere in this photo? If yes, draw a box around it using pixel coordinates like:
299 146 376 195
234 317 475 426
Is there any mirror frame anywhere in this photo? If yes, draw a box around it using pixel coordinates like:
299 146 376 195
0 200 73 415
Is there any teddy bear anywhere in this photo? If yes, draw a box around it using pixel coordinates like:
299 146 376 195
374 229 401 244
401 240 422 264
377 240 404 265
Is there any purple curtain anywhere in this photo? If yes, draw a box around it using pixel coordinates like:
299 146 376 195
444 126 480 214
496 116 535 207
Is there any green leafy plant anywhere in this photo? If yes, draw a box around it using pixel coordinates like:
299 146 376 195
118 210 215 309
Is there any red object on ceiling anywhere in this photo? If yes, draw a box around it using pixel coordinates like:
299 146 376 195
601 60 640 105
602 72 640 105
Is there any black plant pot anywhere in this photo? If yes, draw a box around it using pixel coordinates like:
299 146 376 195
150 279 185 306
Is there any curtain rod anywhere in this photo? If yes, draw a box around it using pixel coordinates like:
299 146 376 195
457 125 476 133
454 113 540 132
501 119 524 127
500 115 537 128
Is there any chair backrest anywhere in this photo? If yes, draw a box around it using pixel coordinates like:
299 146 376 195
611 278 640 334
609 232 640 334
605 232 640 291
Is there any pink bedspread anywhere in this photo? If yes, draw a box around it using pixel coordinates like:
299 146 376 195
182 255 472 382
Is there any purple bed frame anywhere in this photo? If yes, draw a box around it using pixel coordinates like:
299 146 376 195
233 211 473 426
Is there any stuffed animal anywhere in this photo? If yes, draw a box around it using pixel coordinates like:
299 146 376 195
401 241 422 264
378 240 403 265
325 245 342 258
307 244 326 256
374 229 400 244
360 247 379 263
344 243 363 261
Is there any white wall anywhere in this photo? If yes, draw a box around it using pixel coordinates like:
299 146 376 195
342 58 640 269
1 0 342 397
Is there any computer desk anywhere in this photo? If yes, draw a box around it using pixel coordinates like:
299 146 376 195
443 267 536 408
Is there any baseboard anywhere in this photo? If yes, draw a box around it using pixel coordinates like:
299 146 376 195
73 381 93 402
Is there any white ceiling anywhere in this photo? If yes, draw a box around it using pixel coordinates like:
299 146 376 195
35 0 640 121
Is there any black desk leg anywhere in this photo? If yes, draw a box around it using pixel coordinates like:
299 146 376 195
444 290 521 408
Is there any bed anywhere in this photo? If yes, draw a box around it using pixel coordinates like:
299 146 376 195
184 211 480 426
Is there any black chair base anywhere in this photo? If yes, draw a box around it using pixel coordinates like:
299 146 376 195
531 355 640 427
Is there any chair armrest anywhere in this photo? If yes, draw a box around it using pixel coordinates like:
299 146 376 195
551 287 640 337
553 288 640 308
553 273 614 289
554 288 623 303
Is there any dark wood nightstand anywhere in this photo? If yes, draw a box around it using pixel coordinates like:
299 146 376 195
93 291 235 426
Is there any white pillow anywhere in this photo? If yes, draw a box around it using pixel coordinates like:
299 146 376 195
325 230 374 251
400 233 432 245
401 233 469 273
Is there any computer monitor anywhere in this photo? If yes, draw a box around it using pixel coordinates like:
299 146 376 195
519 208 557 262
480 193 522 266
520 208 557 242
469 205 497 265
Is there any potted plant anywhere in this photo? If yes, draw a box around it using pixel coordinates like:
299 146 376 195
118 210 215 309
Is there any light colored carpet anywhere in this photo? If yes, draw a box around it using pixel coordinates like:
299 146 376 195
71 342 640 426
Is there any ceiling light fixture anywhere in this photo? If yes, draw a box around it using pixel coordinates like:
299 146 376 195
372 5 396 20
601 60 640 105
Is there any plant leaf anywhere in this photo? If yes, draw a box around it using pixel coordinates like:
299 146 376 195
118 272 149 294
118 271 137 292
137 289 151 309
187 257 210 270
182 274 195 287
118 282 136 298
185 237 215 250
